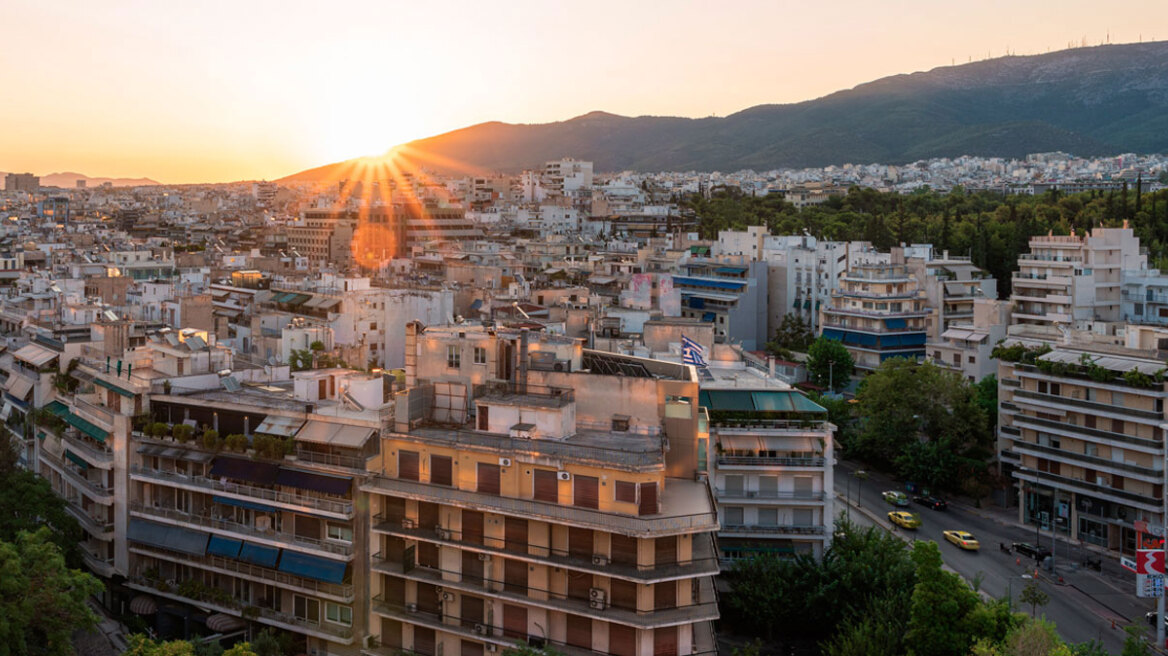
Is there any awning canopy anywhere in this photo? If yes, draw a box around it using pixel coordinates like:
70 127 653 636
127 518 209 557
238 542 279 568
254 415 305 437
130 595 157 615
209 456 279 486
65 450 89 470
4 375 33 400
278 550 347 584
275 468 352 496
212 495 280 514
65 412 110 443
94 377 135 398
294 421 374 448
207 535 243 559
136 444 214 463
205 613 246 632
13 343 58 368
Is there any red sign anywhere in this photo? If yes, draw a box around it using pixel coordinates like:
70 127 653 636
1138 549 1166 575
1136 520 1149 534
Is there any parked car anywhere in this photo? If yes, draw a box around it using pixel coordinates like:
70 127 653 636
1011 542 1052 560
882 490 910 507
888 511 922 529
913 495 948 511
943 530 980 551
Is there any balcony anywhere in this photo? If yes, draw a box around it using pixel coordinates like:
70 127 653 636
41 449 114 504
126 576 353 644
716 455 826 468
129 544 354 602
821 306 930 320
1018 254 1081 264
1008 437 1162 482
129 502 353 560
715 489 826 501
1013 389 1162 422
1011 413 1162 453
1012 470 1161 514
81 549 117 578
130 465 353 519
720 524 826 536
371 516 720 583
361 476 718 538
64 499 115 538
371 565 719 629
59 430 114 468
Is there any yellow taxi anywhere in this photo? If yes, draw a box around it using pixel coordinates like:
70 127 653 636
887 511 921 529
943 530 980 551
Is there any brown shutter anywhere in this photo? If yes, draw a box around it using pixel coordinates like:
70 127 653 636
417 582 440 615
615 481 637 503
611 534 638 566
383 497 406 524
653 627 678 656
504 558 528 593
566 614 592 649
610 624 637 656
460 640 483 656
414 627 436 656
611 578 638 611
419 502 439 530
574 475 599 509
380 618 403 649
399 450 419 481
568 527 593 558
654 580 676 610
567 569 592 600
418 542 439 568
533 469 558 503
503 604 527 639
477 463 501 495
463 510 484 545
638 482 658 516
462 549 483 582
655 536 677 566
460 595 484 628
431 455 453 486
478 404 489 430
505 517 528 553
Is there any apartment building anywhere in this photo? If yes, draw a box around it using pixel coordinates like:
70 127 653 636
362 323 719 656
927 298 1011 382
1121 269 1168 327
819 264 929 371
674 260 768 350
1011 226 1145 328
895 246 997 339
702 368 834 561
997 325 1168 554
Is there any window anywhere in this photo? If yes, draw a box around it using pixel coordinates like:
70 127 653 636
473 347 487 365
758 508 778 526
611 416 630 432
369 322 377 330
724 507 744 526
431 455 453 486
447 345 461 369
294 595 320 622
325 602 352 626
615 481 637 503
327 523 353 542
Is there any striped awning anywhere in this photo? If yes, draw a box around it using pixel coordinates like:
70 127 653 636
205 613 245 632
130 595 157 615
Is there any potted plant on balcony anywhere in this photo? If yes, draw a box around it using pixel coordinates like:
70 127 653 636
201 428 221 451
172 424 194 444
225 433 249 453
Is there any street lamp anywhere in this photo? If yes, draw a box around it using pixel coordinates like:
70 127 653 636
1019 466 1057 571
853 469 868 510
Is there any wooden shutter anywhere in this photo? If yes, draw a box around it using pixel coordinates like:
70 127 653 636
505 517 528 553
504 558 528 593
503 604 527 639
419 502 439 530
418 542 439 568
654 580 676 610
568 527 593 558
638 482 658 516
383 496 406 524
655 536 677 566
574 475 599 509
533 469 558 502
615 481 637 503
417 582 440 615
380 618 403 649
567 569 592 600
431 455 453 486
478 404 489 430
566 614 592 649
611 578 638 611
414 627 436 656
384 576 406 609
477 463 501 495
653 627 678 656
460 595 484 628
399 450 419 481
460 640 483 656
463 510 484 545
611 534 638 566
610 624 637 656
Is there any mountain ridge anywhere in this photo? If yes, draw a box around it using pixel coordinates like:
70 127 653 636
279 41 1168 182
0 171 160 187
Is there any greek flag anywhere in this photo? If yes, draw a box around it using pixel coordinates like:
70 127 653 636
681 335 708 368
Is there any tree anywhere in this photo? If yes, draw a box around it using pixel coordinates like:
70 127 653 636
806 336 854 392
1018 581 1049 618
288 349 313 372
0 528 103 656
905 540 981 656
768 313 814 353
502 643 564 656
309 341 326 352
1004 618 1063 656
1122 624 1152 656
0 440 84 566
974 374 998 428
124 635 257 656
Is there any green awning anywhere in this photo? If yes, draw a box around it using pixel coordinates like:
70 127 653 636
36 431 45 441
65 450 89 469
65 413 109 443
94 378 134 398
45 401 69 417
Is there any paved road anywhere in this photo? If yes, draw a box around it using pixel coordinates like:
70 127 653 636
836 461 1150 655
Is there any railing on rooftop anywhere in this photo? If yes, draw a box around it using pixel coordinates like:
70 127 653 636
130 464 354 516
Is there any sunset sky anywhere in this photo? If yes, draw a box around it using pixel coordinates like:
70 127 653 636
4 0 1167 184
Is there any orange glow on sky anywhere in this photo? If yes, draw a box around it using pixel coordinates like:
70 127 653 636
3 0 1167 184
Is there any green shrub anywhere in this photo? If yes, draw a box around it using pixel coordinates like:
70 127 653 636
201 429 220 450
225 434 249 452
148 422 171 439
172 424 194 443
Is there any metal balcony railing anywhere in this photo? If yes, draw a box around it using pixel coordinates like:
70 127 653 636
130 465 354 516
129 502 353 558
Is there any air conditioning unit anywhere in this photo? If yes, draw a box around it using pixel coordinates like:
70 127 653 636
485 645 498 653
557 471 571 481
474 623 488 636
592 555 609 567
499 457 512 467
436 527 452 540
589 587 606 602
255 516 272 532
406 602 418 613
401 518 417 529
478 553 492 562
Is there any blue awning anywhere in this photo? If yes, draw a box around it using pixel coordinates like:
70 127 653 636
210 456 279 486
275 468 351 496
882 335 901 347
856 333 878 347
469 299 483 310
278 550 348 584
701 312 716 322
715 266 747 275
822 328 844 341
900 333 927 346
128 519 209 557
687 296 706 309
207 535 243 559
672 276 746 291
212 495 280 514
884 318 907 330
239 542 280 568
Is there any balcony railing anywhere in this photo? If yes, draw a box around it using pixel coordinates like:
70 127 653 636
715 489 825 501
129 502 353 559
710 420 829 432
1010 413 1161 451
1013 389 1163 422
1013 470 1161 512
721 524 825 535
59 430 114 467
130 465 353 517
41 449 114 502
292 447 372 472
716 455 826 467
1008 437 1162 480
64 500 114 537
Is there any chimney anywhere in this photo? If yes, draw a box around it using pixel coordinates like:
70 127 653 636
518 328 530 394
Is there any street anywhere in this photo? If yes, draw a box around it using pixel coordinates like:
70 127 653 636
836 461 1155 655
